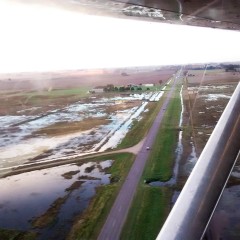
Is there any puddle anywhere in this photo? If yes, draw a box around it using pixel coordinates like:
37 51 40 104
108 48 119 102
166 79 172 85
0 115 34 128
183 142 198 175
188 85 232 92
202 93 231 101
0 160 112 239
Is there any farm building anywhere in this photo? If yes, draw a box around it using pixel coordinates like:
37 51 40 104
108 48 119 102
143 84 154 87
90 87 104 93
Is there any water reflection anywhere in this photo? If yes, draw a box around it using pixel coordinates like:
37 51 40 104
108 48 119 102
183 141 198 175
0 160 112 239
0 92 164 171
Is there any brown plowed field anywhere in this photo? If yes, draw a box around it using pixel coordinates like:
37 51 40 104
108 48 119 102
0 68 177 91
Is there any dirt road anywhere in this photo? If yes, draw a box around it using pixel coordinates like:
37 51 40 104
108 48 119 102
97 71 182 240
0 136 147 178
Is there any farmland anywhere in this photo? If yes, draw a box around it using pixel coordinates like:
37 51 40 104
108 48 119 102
0 85 167 174
0 67 175 240
179 68 240 239
0 65 239 240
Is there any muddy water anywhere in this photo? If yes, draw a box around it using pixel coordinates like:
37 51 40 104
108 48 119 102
0 160 112 239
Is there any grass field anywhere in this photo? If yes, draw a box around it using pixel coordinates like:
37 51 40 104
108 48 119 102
121 83 182 240
144 86 182 182
121 186 172 240
0 87 90 115
21 87 90 109
23 87 91 98
67 152 135 240
117 101 164 149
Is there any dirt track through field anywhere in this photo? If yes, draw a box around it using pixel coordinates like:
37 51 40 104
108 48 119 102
0 137 145 178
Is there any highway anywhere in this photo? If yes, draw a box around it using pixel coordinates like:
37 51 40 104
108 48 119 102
98 70 182 240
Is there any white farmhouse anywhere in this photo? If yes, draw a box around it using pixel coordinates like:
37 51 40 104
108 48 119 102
90 87 104 93
143 84 154 87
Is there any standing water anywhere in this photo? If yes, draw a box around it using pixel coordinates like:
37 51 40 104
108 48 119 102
0 160 113 239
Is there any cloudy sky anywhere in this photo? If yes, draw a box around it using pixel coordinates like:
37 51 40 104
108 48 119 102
0 0 240 73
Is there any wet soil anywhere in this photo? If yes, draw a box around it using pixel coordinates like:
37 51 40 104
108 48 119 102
62 170 80 179
33 118 110 137
0 90 152 171
0 68 175 92
0 93 85 116
32 195 69 228
181 74 238 156
105 100 141 113
179 70 239 239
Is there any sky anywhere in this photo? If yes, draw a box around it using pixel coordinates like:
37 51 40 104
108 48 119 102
0 1 240 73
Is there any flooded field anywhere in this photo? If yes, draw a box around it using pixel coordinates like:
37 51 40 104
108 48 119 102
0 89 164 174
0 66 239 239
0 66 173 240
179 69 240 239
0 80 164 239
0 159 112 239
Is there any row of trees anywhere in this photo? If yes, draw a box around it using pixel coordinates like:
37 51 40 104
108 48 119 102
222 64 240 72
103 84 151 92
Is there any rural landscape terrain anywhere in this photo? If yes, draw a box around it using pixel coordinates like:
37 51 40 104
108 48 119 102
0 64 239 240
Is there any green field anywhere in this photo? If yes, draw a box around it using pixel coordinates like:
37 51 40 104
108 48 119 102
24 87 90 98
67 152 135 240
0 87 91 115
121 83 182 240
144 87 182 182
121 186 172 240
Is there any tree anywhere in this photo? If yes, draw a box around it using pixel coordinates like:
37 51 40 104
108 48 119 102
159 80 163 85
225 65 237 72
106 84 115 91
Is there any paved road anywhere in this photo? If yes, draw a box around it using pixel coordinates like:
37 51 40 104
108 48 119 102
98 70 182 240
